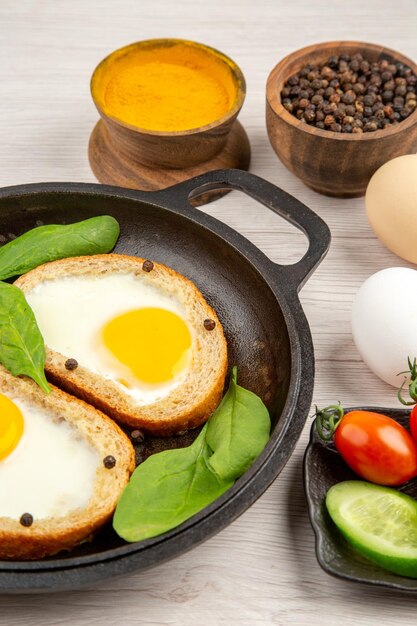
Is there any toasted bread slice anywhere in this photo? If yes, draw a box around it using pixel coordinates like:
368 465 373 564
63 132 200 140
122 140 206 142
15 254 228 436
0 365 135 560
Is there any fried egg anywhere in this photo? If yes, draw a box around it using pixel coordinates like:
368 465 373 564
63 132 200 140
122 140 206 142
0 392 99 520
25 273 192 405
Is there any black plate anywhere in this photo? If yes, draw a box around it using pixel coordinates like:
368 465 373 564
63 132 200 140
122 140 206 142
304 407 417 592
0 169 330 592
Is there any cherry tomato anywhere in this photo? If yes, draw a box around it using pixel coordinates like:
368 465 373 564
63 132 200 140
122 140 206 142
334 410 417 486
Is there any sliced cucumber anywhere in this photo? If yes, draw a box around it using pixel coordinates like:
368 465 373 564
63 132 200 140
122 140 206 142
326 481 417 578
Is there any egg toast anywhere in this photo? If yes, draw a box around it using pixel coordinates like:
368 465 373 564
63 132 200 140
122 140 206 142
15 254 228 436
0 365 135 560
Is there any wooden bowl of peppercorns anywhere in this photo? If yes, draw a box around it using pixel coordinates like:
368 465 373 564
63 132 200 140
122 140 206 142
266 41 417 197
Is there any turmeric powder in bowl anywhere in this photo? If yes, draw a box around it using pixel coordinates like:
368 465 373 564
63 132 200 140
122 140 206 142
92 40 241 133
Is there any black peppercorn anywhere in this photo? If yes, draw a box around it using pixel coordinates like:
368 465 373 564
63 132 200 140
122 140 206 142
204 319 216 331
310 78 322 90
142 260 154 272
382 90 394 102
65 358 78 371
393 96 405 111
342 92 355 104
311 94 323 106
323 102 337 114
395 84 407 97
381 71 393 83
353 83 365 95
303 110 315 122
103 455 116 469
20 513 33 527
364 121 378 131
363 94 376 106
287 75 299 86
280 52 417 133
130 429 145 443
400 107 412 118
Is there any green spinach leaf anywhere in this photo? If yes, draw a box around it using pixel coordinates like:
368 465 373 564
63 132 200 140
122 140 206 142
113 424 233 542
0 282 50 393
205 367 270 482
0 215 120 280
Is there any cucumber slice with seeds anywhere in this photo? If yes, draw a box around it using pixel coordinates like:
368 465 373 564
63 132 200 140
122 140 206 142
326 481 417 578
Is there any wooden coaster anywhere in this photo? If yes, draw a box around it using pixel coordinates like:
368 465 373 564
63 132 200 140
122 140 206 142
88 120 251 206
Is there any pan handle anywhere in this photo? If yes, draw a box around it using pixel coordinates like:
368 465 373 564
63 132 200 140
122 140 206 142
154 169 331 291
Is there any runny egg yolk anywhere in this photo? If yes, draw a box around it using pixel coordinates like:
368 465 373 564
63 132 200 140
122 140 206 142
0 393 24 461
102 307 192 384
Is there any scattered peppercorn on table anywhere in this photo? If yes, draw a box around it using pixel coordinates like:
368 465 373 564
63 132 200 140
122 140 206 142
1 0 417 624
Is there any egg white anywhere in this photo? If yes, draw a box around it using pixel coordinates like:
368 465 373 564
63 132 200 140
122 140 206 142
26 272 192 405
0 394 99 520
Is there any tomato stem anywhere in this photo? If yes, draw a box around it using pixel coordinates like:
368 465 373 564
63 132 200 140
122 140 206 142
315 403 344 441
397 357 417 406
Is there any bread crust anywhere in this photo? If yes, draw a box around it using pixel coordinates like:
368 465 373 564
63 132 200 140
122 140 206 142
15 254 228 436
0 366 135 560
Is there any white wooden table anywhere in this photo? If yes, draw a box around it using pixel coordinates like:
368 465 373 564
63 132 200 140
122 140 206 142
1 0 417 623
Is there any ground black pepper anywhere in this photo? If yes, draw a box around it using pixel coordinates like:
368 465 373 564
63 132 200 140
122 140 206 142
20 513 33 527
281 53 417 133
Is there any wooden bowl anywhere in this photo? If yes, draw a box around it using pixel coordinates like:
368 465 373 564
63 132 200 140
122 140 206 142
88 39 250 199
266 41 417 197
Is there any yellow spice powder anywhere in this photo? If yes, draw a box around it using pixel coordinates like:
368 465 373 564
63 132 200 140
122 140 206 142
100 45 237 132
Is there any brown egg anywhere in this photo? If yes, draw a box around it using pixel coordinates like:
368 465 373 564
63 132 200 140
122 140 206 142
366 154 417 264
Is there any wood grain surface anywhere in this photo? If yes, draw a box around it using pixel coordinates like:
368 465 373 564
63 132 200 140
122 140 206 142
1 0 417 624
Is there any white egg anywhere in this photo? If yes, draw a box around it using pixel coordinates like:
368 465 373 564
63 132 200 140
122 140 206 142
0 393 99 520
26 272 192 405
351 267 417 387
